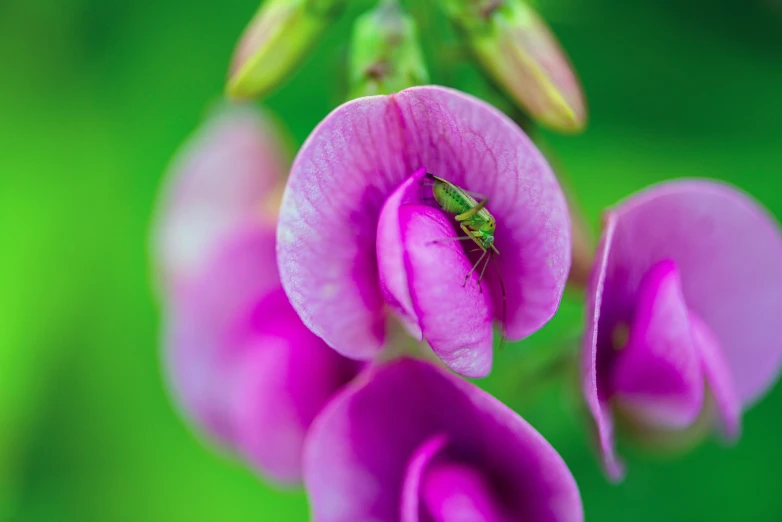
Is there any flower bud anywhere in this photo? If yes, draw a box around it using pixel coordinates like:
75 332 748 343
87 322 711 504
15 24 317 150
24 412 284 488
227 0 347 100
440 0 586 132
348 0 429 98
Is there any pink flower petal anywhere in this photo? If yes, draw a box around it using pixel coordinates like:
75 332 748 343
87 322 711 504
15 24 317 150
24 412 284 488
401 205 493 378
278 86 570 361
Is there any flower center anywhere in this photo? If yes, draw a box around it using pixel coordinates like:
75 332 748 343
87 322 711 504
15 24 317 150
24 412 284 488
422 461 506 522
610 321 630 351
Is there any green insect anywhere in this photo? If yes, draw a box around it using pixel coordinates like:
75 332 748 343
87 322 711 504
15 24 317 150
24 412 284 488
425 173 507 342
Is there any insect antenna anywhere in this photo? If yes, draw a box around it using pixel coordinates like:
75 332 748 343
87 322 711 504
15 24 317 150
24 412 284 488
491 251 507 351
422 182 488 201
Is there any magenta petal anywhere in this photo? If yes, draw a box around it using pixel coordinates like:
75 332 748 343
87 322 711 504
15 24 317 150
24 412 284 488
153 104 287 299
402 205 493 378
278 86 570 360
377 169 428 339
690 314 741 441
304 358 582 522
611 260 704 429
422 462 506 522
401 434 449 522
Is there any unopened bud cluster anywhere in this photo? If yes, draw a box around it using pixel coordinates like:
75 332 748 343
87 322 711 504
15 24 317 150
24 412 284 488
227 0 586 132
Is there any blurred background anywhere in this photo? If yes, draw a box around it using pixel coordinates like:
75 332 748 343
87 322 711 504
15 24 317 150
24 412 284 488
2 0 781 520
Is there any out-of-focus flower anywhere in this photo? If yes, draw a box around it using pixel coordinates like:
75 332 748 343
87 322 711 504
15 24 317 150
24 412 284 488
348 0 429 98
152 105 288 299
439 0 586 132
227 0 347 100
277 86 571 378
305 357 583 522
152 105 360 484
582 180 782 481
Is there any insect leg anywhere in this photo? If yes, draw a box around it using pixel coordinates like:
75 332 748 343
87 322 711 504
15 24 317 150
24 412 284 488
455 199 488 222
477 248 491 283
462 248 488 288
458 224 484 249
455 224 489 289
469 249 494 294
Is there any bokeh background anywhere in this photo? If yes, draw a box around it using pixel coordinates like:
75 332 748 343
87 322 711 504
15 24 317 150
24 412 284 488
2 0 782 520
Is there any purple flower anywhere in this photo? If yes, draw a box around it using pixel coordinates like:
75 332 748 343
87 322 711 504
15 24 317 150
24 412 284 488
152 105 360 484
278 86 571 378
582 179 782 480
304 357 583 522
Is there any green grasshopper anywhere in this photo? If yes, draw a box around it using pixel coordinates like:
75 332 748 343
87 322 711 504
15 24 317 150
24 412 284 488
425 173 507 343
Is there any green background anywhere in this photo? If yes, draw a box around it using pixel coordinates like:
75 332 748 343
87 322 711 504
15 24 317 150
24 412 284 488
2 0 781 520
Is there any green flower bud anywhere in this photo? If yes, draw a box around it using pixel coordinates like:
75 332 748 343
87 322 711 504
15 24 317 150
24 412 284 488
227 0 347 100
440 0 586 132
348 0 429 98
